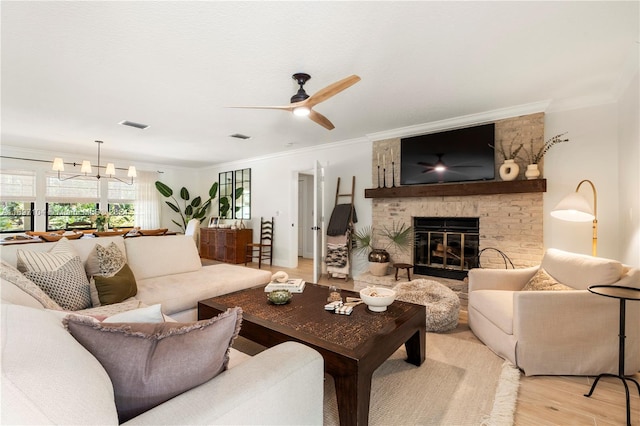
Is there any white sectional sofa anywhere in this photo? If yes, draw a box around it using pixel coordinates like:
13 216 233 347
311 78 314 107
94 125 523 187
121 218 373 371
468 248 640 376
1 235 325 425
1 234 272 321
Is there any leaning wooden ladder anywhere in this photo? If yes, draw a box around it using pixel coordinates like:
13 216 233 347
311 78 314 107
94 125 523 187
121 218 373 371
326 176 356 280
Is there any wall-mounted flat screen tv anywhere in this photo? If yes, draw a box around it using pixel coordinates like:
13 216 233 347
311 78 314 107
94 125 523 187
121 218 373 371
400 123 495 185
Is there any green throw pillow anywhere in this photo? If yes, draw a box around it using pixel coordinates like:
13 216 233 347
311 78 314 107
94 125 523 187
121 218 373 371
93 263 138 305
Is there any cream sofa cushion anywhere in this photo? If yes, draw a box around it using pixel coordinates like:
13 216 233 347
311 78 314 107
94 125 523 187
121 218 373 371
125 235 201 280
542 248 623 290
134 264 272 316
1 304 119 425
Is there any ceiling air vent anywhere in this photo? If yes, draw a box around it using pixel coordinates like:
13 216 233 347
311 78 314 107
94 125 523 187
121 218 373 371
230 133 251 140
119 120 150 130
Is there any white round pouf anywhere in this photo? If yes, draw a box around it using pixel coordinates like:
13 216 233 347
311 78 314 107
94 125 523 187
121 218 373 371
393 279 460 332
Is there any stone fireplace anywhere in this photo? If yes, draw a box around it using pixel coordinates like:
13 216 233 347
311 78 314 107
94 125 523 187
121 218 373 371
367 112 546 276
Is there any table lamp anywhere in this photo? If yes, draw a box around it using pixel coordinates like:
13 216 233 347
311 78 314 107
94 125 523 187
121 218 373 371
550 179 598 256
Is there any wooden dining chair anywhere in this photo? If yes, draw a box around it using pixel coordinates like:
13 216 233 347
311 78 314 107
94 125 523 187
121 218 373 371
245 217 274 269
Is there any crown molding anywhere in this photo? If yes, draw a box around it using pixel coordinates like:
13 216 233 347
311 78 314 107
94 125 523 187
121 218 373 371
365 100 551 142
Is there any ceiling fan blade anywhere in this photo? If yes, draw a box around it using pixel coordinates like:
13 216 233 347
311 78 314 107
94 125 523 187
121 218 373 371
305 75 361 108
308 110 335 130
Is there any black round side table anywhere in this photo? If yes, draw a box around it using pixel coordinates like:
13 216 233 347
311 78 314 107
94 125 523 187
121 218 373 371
585 285 640 426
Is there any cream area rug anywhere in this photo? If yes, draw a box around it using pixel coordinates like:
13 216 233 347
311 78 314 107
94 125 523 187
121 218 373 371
322 324 520 426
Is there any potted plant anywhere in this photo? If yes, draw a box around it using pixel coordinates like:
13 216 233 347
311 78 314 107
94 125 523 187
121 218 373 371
520 132 569 179
155 181 218 232
353 222 413 276
490 140 523 181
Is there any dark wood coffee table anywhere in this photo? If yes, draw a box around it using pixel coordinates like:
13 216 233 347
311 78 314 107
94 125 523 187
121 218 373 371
198 283 426 426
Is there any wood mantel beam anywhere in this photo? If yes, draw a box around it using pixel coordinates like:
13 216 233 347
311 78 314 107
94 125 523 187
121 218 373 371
364 179 546 199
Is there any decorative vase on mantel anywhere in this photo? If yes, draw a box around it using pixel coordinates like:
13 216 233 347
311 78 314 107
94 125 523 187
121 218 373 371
499 159 519 181
525 164 541 180
368 249 390 276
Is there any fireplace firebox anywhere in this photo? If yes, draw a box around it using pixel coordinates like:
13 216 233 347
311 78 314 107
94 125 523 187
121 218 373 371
413 217 479 280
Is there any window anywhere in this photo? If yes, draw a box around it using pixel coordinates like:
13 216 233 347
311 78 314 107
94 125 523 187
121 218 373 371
45 172 100 230
108 180 135 228
108 203 134 228
0 170 36 233
0 202 34 233
46 202 98 230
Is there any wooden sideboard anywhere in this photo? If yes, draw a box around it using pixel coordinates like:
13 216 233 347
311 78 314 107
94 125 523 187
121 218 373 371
200 228 252 264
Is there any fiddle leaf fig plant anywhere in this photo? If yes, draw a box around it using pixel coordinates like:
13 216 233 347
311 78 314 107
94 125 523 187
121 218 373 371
155 181 218 232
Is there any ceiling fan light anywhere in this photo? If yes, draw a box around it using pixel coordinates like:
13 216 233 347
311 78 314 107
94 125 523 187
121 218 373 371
293 106 310 117
434 165 446 172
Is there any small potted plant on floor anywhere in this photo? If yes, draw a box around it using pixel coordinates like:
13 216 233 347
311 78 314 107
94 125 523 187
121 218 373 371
353 222 413 276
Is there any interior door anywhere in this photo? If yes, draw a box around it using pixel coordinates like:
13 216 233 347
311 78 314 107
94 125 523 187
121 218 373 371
312 161 325 283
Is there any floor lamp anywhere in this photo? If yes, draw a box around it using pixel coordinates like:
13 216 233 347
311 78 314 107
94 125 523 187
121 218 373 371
550 179 598 256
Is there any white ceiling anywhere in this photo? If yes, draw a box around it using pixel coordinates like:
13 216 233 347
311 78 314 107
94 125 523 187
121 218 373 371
2 1 638 168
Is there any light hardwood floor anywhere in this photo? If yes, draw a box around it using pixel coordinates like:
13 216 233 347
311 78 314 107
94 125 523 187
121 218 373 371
243 258 640 425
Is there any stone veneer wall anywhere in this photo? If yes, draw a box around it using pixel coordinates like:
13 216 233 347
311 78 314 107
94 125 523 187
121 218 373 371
371 112 545 270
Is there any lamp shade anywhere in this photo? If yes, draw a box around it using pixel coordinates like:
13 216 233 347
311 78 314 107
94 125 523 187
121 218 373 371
550 192 595 222
127 166 137 178
80 160 92 174
52 158 65 172
105 163 116 176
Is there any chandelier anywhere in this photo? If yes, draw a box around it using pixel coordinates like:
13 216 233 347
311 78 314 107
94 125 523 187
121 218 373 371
52 140 136 185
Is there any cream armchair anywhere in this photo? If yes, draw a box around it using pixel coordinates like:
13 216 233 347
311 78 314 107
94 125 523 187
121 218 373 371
468 248 640 376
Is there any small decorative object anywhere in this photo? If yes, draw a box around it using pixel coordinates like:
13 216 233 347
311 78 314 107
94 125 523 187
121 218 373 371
359 286 396 312
353 223 413 277
499 159 520 181
525 164 541 180
271 271 289 283
91 212 110 232
267 289 292 305
368 249 391 276
327 285 342 302
523 132 569 165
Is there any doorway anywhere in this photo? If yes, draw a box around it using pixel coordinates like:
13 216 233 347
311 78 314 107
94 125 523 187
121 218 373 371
298 173 314 258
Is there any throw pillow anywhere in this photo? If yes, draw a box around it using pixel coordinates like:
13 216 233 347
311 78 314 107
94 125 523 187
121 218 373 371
16 237 77 273
0 260 63 310
522 268 574 291
64 307 243 423
93 263 138 305
75 299 146 317
23 256 92 310
102 304 164 323
88 242 126 276
49 304 164 323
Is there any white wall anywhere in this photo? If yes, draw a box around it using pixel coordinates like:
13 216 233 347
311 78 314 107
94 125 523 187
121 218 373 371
544 103 621 260
193 139 373 274
617 71 640 267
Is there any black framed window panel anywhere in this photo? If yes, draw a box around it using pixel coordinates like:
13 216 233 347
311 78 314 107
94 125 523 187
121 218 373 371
46 202 99 231
0 201 34 233
234 168 251 220
218 171 234 219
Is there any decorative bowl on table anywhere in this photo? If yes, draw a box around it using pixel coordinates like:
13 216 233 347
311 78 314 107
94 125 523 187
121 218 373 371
359 287 396 312
267 289 292 305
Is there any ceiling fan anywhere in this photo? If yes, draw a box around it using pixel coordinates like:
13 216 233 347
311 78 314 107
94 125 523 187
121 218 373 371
230 73 361 130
